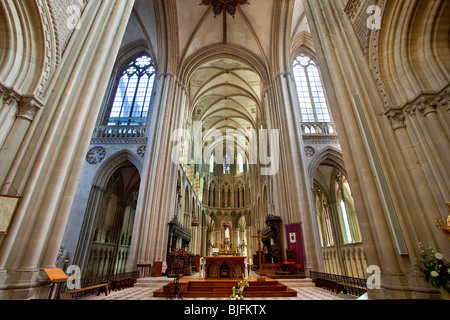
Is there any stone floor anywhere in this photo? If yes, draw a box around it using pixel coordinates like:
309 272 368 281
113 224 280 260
84 273 358 301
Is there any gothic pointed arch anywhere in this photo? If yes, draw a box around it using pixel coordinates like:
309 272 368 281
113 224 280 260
92 149 143 188
377 0 450 106
73 149 142 277
308 147 347 185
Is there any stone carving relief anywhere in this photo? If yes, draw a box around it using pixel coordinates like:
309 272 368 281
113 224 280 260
137 146 147 157
86 146 106 165
305 146 316 157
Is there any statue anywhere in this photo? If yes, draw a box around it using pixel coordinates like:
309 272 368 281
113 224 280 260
55 246 69 270
435 202 450 240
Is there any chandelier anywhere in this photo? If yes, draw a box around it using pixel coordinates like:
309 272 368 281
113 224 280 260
201 0 249 17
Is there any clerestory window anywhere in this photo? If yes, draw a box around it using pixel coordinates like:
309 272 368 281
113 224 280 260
108 55 155 126
293 54 331 123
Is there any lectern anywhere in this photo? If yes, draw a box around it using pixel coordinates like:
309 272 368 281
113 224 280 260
44 268 69 300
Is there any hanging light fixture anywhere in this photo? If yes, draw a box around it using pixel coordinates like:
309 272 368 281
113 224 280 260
200 0 249 17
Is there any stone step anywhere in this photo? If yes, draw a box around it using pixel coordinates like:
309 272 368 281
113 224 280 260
135 277 171 287
153 277 298 298
279 278 316 287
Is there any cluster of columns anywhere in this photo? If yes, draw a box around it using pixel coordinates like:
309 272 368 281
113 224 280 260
0 0 135 299
205 180 249 208
303 0 449 298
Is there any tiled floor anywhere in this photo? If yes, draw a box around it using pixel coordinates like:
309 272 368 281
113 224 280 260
85 275 356 301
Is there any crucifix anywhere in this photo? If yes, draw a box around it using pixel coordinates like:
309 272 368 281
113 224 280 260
252 229 266 274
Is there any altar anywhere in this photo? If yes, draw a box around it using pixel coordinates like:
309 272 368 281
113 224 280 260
203 256 246 280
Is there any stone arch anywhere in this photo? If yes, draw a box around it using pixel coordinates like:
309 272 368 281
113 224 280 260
92 149 143 188
0 1 51 97
377 0 450 106
74 149 142 277
290 31 317 66
308 147 347 187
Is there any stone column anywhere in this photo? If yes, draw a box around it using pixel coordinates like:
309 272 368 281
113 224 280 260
214 228 221 247
232 227 239 249
0 0 135 299
303 0 418 298
243 226 249 258
0 97 42 190
386 110 443 249
201 226 207 257
0 89 21 152
128 72 187 267
417 97 450 169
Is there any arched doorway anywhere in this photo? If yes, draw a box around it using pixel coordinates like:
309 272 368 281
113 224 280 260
74 156 141 278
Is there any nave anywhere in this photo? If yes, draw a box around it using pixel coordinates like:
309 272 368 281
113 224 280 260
83 273 357 301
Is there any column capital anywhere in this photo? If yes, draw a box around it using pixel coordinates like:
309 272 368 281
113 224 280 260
385 109 406 130
416 96 438 117
404 105 417 117
17 96 43 121
437 87 450 111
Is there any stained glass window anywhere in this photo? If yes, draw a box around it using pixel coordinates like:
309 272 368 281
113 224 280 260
108 55 155 126
293 54 331 123
223 154 231 175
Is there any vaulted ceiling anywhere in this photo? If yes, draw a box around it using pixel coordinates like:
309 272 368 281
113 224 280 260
119 0 311 160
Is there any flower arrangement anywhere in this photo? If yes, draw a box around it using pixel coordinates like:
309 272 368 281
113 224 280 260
413 243 450 293
229 278 249 300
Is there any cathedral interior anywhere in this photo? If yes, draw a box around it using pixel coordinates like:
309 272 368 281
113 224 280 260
0 0 449 301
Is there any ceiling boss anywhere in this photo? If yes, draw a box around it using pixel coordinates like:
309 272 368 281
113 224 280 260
200 0 250 17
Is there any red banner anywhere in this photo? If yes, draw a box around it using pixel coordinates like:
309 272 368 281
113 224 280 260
285 223 305 267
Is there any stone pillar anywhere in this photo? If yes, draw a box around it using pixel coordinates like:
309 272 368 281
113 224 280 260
303 0 445 298
0 97 42 191
201 226 207 257
232 227 239 249
128 74 187 268
0 0 135 299
417 97 450 162
386 111 442 248
214 228 221 247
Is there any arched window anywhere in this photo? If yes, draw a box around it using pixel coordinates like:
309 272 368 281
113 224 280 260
223 154 231 175
238 153 244 173
108 55 155 126
336 175 362 244
209 154 215 173
293 54 331 123
340 200 353 244
315 190 335 247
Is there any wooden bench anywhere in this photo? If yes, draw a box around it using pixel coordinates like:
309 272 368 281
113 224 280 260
313 277 339 293
313 278 366 296
336 282 367 297
59 283 109 300
110 277 136 292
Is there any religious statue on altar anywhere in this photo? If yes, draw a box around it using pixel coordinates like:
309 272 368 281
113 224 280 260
224 225 231 251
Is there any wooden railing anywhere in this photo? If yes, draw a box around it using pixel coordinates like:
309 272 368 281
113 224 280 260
310 271 367 297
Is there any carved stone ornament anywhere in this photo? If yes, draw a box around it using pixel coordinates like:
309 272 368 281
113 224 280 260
86 146 106 165
416 97 438 117
137 145 147 157
386 110 406 130
17 97 43 121
305 146 315 157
